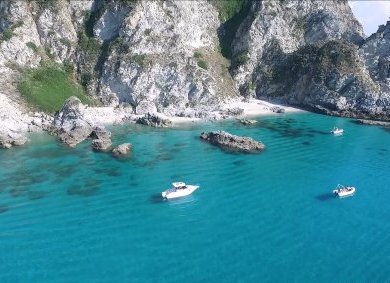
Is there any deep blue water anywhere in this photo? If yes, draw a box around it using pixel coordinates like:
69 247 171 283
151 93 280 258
0 113 389 282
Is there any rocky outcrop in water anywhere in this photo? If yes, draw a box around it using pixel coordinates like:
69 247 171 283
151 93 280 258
238 118 257 125
90 126 112 151
200 131 265 153
53 97 94 147
112 143 132 158
53 96 113 148
136 112 172 128
356 119 390 127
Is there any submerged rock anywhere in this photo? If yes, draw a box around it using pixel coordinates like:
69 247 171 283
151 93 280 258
112 143 132 158
200 131 265 153
136 113 172 128
238 119 257 125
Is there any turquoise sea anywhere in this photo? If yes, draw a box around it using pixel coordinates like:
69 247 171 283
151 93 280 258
0 112 389 282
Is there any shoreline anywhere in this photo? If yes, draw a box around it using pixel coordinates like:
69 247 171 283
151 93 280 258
169 98 305 125
0 97 304 148
80 98 305 127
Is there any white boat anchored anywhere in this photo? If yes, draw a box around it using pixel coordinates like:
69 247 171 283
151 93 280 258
162 182 199 199
333 184 356 198
330 127 344 135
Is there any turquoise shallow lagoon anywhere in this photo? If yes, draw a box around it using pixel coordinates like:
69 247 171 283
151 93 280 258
0 113 389 282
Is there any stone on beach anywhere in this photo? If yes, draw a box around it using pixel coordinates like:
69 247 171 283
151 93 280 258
136 112 172 127
200 131 265 153
270 106 285 113
221 107 244 116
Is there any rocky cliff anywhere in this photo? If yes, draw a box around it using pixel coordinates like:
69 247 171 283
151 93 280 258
0 1 236 134
230 0 389 119
0 0 390 148
95 0 237 117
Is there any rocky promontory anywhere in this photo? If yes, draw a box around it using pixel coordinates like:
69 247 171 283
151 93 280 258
200 131 265 153
52 97 112 149
356 119 390 127
90 126 112 152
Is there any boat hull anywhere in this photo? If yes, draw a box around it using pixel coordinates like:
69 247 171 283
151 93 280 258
162 185 199 199
331 129 344 135
333 187 355 198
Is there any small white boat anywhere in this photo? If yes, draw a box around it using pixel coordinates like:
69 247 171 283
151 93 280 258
333 184 355 198
330 127 344 135
162 182 199 199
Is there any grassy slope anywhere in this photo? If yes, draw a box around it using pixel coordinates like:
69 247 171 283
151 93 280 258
18 63 91 113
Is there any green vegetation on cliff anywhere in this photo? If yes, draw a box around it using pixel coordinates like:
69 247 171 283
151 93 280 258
214 0 249 22
272 41 358 86
0 20 23 42
213 0 251 59
18 63 91 113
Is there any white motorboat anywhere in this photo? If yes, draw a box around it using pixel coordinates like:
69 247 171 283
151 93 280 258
330 127 344 135
333 184 355 198
162 182 199 199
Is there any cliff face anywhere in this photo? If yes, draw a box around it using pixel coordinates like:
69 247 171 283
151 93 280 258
231 0 364 88
96 0 236 117
360 21 390 92
0 0 236 121
0 0 389 142
230 0 389 119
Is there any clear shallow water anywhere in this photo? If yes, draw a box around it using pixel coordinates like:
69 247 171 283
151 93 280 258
0 113 389 282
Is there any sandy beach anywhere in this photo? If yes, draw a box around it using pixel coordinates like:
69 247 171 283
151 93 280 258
222 98 304 116
169 98 304 125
